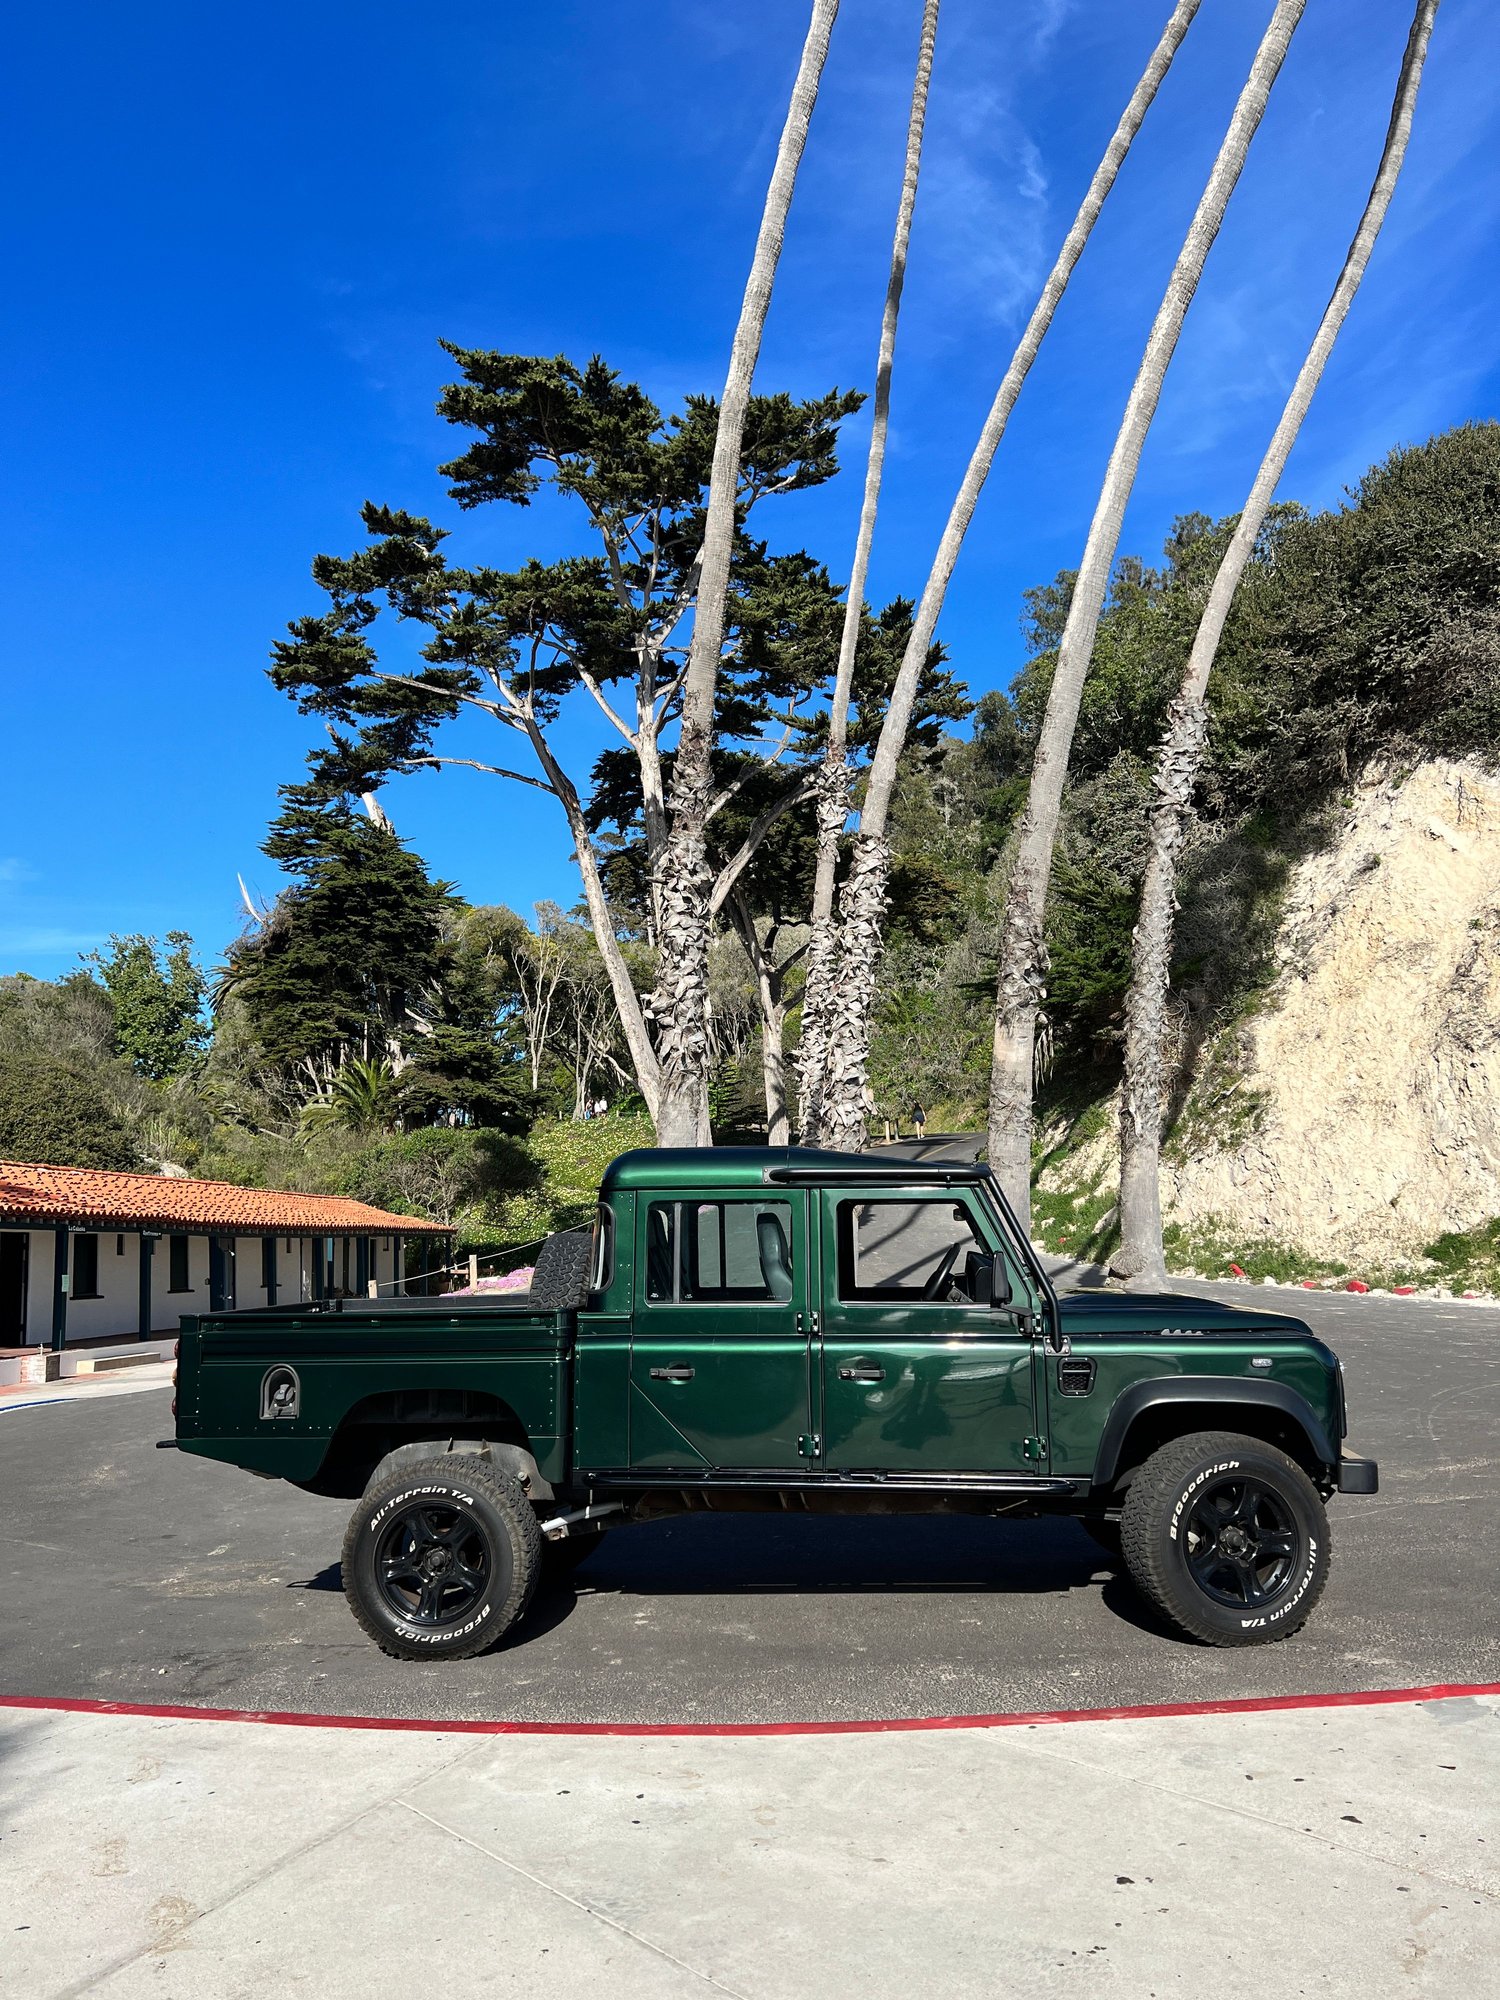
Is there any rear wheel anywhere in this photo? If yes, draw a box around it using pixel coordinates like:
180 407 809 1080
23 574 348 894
342 1456 541 1660
1121 1431 1329 1647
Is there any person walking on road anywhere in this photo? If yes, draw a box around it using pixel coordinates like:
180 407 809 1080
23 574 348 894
910 1102 927 1142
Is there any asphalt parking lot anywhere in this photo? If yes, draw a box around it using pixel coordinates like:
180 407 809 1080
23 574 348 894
3 1283 1497 1725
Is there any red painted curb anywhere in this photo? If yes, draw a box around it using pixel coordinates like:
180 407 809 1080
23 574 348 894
2 1681 1496 1740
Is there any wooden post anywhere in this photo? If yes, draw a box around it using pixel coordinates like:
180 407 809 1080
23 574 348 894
467 1253 479 1290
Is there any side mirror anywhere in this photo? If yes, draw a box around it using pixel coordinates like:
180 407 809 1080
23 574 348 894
966 1252 1011 1307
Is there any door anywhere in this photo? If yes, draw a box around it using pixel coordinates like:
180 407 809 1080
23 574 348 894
0 1232 27 1342
817 1189 1038 1474
629 1191 811 1470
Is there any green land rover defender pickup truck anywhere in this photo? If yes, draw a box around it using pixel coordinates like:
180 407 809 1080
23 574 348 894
169 1147 1378 1659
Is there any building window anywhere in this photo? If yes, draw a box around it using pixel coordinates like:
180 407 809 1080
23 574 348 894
260 1238 275 1291
116 1233 126 1256
73 1233 101 1299
168 1234 191 1293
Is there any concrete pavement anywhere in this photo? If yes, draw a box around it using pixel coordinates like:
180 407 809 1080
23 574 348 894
3 1691 1496 1997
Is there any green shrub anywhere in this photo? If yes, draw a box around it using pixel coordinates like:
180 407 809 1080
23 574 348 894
489 1112 656 1247
339 1127 539 1229
0 1052 139 1170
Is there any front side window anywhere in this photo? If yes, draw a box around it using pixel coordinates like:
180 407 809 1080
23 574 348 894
836 1199 991 1306
72 1233 100 1299
645 1199 793 1304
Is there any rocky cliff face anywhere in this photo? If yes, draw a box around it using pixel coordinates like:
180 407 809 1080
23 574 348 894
1160 759 1500 1263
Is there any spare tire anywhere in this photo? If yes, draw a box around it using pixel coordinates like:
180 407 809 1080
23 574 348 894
529 1226 594 1312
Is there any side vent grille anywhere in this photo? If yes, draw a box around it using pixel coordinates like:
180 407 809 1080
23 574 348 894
1058 1357 1097 1397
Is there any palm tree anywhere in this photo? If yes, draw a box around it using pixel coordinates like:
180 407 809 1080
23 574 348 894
300 1054 403 1137
987 0 1308 1232
652 0 841 1146
802 0 1206 1150
797 0 941 1146
1112 0 1441 1287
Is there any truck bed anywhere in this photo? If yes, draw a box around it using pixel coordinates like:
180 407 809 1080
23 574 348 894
173 1298 573 1490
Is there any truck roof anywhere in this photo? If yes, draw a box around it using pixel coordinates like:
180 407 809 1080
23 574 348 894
599 1146 992 1193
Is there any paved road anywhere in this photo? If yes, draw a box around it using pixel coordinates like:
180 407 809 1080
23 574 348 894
2 1282 1496 1724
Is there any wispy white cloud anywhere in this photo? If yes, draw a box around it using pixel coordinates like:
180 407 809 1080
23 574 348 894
0 926 99 958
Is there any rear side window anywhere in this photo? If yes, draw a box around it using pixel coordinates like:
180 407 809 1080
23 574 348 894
645 1200 793 1304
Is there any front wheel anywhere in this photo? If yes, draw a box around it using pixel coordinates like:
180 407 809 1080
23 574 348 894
1120 1431 1330 1647
341 1457 541 1660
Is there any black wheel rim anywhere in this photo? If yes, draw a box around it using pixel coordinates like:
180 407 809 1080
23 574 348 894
1183 1475 1301 1610
374 1500 492 1628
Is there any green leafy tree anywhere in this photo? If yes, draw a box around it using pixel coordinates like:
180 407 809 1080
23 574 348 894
225 796 532 1130
267 346 862 1137
85 933 207 1080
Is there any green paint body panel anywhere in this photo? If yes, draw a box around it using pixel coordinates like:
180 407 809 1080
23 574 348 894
174 1148 1351 1501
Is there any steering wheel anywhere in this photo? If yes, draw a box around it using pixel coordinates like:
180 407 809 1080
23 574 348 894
921 1241 962 1302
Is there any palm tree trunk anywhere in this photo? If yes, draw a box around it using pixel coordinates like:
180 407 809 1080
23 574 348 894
799 0 941 1146
809 0 1205 1153
653 0 840 1147
987 0 1308 1231
1113 0 1440 1287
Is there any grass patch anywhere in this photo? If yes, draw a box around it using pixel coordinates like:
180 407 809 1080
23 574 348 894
1415 1217 1500 1293
1031 1175 1120 1264
1160 1216 1345 1285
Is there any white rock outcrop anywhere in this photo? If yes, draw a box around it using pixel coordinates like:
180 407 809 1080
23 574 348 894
1161 759 1500 1262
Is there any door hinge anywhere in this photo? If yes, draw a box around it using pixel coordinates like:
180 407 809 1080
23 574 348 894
1023 1435 1049 1463
798 1432 822 1460
795 1311 821 1335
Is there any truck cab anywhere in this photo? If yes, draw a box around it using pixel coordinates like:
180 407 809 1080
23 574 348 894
171 1147 1377 1660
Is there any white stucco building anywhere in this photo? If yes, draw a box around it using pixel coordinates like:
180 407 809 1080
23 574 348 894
0 1160 454 1351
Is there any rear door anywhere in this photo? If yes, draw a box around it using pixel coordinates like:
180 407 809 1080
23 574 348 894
816 1188 1038 1474
628 1190 812 1470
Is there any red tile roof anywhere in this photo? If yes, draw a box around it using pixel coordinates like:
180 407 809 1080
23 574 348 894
0 1160 452 1235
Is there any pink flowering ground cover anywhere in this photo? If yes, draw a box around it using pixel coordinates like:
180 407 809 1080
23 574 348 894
444 1266 535 1297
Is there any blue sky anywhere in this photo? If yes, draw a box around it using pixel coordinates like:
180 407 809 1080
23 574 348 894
3 0 1496 980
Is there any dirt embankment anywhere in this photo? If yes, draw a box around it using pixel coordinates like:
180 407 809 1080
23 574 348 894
1160 759 1500 1262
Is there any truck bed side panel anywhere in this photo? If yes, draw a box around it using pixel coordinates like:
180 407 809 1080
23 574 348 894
177 1305 569 1483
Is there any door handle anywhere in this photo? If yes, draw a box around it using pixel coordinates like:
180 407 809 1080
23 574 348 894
649 1364 695 1382
838 1364 885 1382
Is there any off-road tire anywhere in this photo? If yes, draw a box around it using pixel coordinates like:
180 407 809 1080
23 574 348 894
342 1455 541 1661
1120 1430 1330 1648
529 1227 594 1312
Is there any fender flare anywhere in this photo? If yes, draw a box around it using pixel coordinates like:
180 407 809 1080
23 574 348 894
1091 1378 1337 1491
364 1436 554 1501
